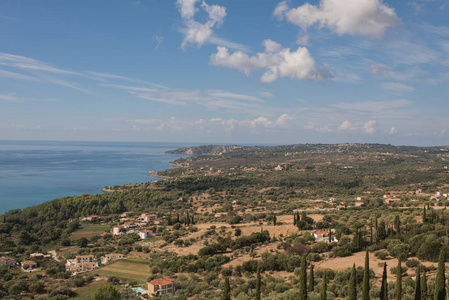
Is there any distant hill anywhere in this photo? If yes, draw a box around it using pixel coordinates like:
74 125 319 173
166 145 246 155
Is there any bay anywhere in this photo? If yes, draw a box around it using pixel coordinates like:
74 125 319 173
0 140 191 214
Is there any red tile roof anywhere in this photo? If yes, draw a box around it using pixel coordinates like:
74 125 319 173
149 277 174 286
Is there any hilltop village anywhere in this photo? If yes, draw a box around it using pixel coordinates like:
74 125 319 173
1 143 449 299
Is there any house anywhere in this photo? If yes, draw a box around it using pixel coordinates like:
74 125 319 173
337 205 345 210
355 201 364 207
154 220 163 225
30 253 44 259
0 257 15 268
138 230 153 239
148 277 175 295
141 213 157 223
101 253 124 265
66 255 98 273
214 212 228 217
356 196 366 201
385 198 400 205
112 225 126 236
121 212 131 218
123 221 136 229
313 230 337 243
87 215 100 221
274 165 283 171
21 260 38 270
315 205 325 210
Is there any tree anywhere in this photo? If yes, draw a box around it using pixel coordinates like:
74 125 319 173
91 284 120 300
380 262 387 300
395 258 402 300
235 228 242 237
362 250 370 300
298 255 307 300
423 207 427 223
370 218 373 245
308 264 315 292
321 270 327 300
222 277 231 300
256 265 261 300
348 263 357 300
415 265 421 300
273 215 277 226
394 215 401 235
78 237 88 248
421 270 427 300
434 250 446 300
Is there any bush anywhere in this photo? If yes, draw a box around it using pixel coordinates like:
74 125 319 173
405 259 420 268
374 251 388 260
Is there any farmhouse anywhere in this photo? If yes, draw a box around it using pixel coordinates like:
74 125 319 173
0 257 15 268
141 213 157 223
101 253 124 265
21 260 38 270
148 277 175 295
138 230 153 239
112 225 126 235
66 255 98 273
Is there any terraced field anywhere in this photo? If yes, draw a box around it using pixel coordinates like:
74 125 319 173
95 258 150 283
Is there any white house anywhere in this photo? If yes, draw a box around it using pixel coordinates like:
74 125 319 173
138 230 153 239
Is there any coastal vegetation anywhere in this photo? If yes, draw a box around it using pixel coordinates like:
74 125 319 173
1 143 449 299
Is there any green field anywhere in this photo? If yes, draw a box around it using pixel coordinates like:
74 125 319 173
95 259 150 282
73 279 109 299
70 224 110 239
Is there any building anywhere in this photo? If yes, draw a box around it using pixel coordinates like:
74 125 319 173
30 253 44 259
148 277 175 295
87 215 100 221
66 255 98 273
138 230 153 239
101 253 124 265
355 201 364 207
21 260 38 270
141 213 157 223
112 225 126 235
0 257 15 268
313 230 338 243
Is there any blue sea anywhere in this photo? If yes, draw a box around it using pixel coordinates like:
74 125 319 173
0 140 192 214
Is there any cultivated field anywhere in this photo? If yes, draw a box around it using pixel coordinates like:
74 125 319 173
70 224 110 239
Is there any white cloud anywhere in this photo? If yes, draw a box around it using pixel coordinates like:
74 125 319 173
152 35 164 50
0 94 18 102
363 120 377 134
0 53 80 75
338 120 356 131
210 40 328 82
369 63 388 75
177 0 227 49
276 0 399 38
386 126 397 134
441 59 449 66
382 82 415 93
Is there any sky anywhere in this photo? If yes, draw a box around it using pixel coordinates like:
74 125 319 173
1 0 448 146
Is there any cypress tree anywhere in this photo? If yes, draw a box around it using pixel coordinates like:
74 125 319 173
395 215 401 235
434 250 446 300
415 265 421 300
375 216 379 244
321 270 327 300
423 207 427 223
348 263 357 300
380 262 387 300
222 277 231 300
273 215 277 226
294 214 297 226
370 218 373 245
299 255 307 300
256 265 261 300
362 250 370 300
395 258 402 300
329 229 332 243
421 270 427 300
308 264 315 292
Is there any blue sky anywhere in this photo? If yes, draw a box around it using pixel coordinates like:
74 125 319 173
1 0 448 145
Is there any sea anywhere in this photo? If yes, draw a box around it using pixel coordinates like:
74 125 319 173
0 140 193 214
